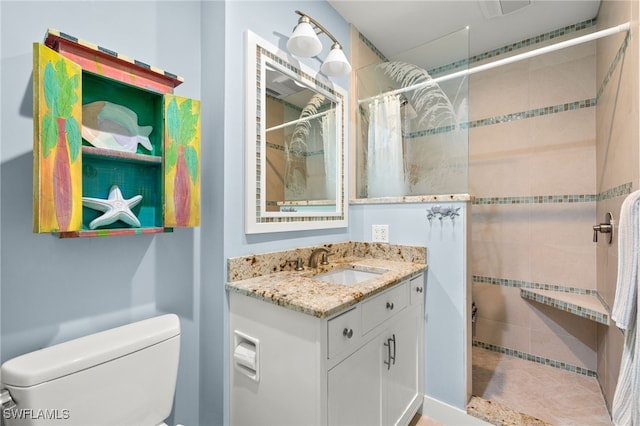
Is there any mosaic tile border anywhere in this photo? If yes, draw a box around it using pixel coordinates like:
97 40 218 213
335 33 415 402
473 340 597 377
404 124 458 138
265 142 324 158
520 289 609 325
472 275 598 295
472 194 597 205
472 182 632 206
596 31 630 102
399 98 593 141
467 98 595 129
401 98 593 139
429 18 597 77
598 182 632 201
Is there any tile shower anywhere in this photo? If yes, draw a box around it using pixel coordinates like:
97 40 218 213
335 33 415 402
470 0 635 411
353 0 637 418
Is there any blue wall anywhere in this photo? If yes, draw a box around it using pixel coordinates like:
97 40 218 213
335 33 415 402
1 2 202 424
351 202 471 409
222 0 351 259
217 2 351 423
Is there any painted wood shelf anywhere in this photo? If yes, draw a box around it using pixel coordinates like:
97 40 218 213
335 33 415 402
82 146 162 164
58 226 171 239
520 288 609 325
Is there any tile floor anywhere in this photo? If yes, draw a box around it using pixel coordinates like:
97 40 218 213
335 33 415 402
471 347 612 425
412 347 612 425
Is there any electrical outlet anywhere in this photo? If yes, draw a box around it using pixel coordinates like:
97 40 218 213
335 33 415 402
372 224 389 243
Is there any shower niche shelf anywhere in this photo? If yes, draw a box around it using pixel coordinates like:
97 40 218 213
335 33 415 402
520 288 609 325
33 29 201 238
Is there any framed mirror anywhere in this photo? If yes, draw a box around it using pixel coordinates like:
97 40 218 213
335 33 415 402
245 31 347 233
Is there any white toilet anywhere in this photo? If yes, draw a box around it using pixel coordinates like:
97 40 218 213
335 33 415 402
0 314 180 426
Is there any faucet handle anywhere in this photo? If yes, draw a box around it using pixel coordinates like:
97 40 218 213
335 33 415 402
288 258 304 271
320 251 335 265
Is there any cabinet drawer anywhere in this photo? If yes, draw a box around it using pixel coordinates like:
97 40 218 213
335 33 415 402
362 282 409 334
328 307 360 358
410 274 425 305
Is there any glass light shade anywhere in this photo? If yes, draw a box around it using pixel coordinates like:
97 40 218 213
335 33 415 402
287 21 322 57
320 45 352 76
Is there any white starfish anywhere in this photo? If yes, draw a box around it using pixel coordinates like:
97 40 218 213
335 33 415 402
82 185 143 230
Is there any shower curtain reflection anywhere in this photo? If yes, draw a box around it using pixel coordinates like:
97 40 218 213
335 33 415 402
367 95 405 197
322 113 336 200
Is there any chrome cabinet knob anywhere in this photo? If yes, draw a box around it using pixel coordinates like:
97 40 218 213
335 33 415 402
343 328 353 339
386 302 394 310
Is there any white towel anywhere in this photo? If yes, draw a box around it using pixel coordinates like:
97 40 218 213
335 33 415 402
612 189 640 329
612 189 640 425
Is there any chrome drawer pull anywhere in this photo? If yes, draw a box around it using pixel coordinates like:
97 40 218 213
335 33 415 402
384 339 392 370
390 334 396 365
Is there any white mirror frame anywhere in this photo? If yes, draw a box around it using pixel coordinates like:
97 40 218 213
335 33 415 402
245 30 348 234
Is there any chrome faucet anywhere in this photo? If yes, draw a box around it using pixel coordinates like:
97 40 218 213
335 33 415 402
308 247 330 268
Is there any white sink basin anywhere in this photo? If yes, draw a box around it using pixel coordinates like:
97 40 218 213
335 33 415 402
313 267 386 285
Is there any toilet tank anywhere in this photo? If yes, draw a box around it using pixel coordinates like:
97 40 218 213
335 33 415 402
0 314 180 426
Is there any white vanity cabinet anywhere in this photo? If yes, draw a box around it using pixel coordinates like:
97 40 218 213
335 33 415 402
229 273 424 426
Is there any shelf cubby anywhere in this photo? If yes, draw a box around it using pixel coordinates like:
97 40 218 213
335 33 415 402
33 29 201 237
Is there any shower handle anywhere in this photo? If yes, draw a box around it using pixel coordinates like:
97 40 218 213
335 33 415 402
593 212 614 244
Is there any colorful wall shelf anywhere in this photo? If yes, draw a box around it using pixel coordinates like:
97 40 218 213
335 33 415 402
33 29 201 238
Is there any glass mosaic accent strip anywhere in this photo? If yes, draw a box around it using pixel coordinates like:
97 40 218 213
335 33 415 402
429 18 597 77
597 182 632 201
520 289 609 325
473 194 597 205
403 99 594 140
472 275 598 295
467 99 595 129
266 141 284 152
473 340 597 377
472 183 631 206
266 142 324 158
404 124 458 138
597 31 630 102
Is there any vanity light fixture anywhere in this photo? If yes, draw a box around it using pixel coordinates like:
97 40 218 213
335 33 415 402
286 10 352 77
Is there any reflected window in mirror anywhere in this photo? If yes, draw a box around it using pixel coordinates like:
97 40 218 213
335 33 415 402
245 31 347 233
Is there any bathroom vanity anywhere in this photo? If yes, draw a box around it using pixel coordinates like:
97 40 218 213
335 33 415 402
226 243 426 426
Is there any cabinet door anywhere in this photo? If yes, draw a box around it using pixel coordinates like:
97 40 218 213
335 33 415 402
164 95 201 227
384 308 420 425
328 337 382 426
33 43 83 233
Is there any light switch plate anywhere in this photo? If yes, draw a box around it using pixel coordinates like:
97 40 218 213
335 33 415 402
372 224 389 243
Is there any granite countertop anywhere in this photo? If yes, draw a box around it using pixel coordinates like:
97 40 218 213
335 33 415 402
225 256 426 319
